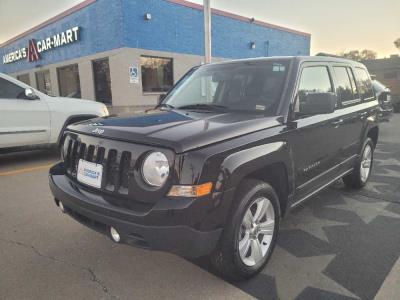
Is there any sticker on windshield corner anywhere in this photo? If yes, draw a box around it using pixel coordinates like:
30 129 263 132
273 64 286 72
256 105 266 110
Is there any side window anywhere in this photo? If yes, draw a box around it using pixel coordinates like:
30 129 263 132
347 68 359 99
0 78 26 99
354 68 374 101
295 66 333 116
333 66 359 105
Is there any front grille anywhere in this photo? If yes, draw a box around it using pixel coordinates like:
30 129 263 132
64 135 133 196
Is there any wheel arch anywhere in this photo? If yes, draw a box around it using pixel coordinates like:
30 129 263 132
221 142 294 216
367 126 379 148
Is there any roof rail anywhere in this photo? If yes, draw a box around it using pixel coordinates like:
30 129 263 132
316 52 344 59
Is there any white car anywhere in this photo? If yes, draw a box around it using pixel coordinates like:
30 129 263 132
0 72 109 151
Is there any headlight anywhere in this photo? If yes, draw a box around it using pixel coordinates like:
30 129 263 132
101 105 109 116
142 152 169 187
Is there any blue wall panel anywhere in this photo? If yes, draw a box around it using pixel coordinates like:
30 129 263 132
0 0 310 74
121 0 310 58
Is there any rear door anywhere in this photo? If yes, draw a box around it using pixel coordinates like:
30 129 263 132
289 63 346 203
331 65 364 162
0 76 50 148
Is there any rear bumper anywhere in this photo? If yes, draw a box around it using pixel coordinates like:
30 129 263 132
49 164 223 257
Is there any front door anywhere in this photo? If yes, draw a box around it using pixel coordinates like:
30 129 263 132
0 77 50 148
289 64 346 204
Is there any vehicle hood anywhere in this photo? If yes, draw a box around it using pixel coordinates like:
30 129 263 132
56 97 100 105
67 109 283 153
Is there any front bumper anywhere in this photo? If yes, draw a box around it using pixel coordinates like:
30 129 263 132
49 164 223 257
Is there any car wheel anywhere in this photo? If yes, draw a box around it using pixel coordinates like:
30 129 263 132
209 179 280 281
343 137 374 189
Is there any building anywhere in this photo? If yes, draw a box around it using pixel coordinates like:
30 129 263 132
364 55 400 106
0 0 311 113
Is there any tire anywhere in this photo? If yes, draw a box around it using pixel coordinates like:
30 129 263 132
209 179 280 281
343 137 374 189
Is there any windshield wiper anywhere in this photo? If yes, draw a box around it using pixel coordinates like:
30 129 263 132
177 103 228 111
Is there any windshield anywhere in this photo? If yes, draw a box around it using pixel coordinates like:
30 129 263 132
163 60 290 115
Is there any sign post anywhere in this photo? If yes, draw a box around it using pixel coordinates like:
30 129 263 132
203 0 211 64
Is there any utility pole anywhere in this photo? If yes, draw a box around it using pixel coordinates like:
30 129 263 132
203 0 211 64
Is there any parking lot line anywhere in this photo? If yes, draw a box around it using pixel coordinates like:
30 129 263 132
0 164 53 177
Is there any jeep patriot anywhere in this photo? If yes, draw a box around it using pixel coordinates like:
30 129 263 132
49 56 379 280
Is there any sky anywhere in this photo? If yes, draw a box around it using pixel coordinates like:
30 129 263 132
0 0 399 58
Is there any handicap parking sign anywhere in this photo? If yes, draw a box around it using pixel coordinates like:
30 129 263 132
129 66 139 83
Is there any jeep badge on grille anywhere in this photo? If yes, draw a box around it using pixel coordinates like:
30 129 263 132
92 128 105 135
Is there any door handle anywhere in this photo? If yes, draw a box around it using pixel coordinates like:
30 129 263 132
331 119 344 127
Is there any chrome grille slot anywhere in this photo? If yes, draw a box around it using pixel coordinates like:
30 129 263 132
96 147 105 164
119 151 132 195
70 140 79 176
85 145 95 162
105 149 118 192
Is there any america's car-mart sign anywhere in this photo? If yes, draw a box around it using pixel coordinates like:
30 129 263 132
2 26 80 64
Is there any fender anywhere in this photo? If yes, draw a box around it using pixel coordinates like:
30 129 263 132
220 141 295 198
359 104 379 153
57 114 99 146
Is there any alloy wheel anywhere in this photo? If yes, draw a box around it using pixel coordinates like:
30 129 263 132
360 144 372 183
238 197 275 267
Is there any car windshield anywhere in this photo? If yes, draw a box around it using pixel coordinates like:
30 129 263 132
163 60 290 115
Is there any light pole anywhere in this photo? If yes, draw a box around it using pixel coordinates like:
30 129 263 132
203 0 211 64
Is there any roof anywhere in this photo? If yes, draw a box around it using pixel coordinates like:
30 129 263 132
208 56 366 67
1 0 310 48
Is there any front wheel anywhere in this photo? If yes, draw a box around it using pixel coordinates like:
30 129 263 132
209 179 280 281
343 138 374 188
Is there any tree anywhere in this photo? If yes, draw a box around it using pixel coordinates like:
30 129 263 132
395 38 400 50
341 50 361 61
340 49 377 61
360 49 377 60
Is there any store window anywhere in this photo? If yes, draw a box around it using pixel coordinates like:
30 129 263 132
92 58 112 104
35 70 52 95
57 64 81 98
141 56 173 93
17 74 30 86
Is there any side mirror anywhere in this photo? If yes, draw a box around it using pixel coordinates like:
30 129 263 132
25 88 39 100
301 92 337 115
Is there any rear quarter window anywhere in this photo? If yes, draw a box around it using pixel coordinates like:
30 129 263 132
333 66 360 105
354 68 375 101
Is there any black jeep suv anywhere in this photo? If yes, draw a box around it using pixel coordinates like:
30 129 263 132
49 56 379 280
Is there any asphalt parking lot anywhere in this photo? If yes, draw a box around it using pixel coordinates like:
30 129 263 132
1 115 399 300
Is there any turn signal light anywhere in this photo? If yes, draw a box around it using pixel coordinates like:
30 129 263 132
168 182 213 198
